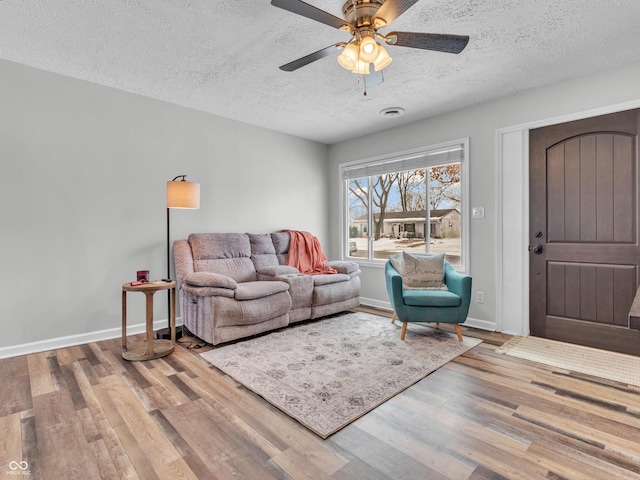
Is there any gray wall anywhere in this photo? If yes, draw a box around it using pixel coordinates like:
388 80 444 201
0 59 328 353
328 60 640 328
3 55 639 354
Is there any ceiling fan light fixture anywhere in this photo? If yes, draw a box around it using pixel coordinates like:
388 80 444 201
337 42 359 70
272 0 470 89
373 46 392 71
358 36 379 63
351 59 371 75
373 17 388 29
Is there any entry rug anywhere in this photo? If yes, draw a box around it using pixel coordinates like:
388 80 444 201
200 312 481 438
496 336 640 387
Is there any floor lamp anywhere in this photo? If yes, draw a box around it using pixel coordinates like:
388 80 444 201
157 175 200 340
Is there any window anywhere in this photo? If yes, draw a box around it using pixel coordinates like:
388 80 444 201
341 139 468 270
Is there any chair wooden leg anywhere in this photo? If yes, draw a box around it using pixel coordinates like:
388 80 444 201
391 312 397 324
400 321 408 341
454 323 463 342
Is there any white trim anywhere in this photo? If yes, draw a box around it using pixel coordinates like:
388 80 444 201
497 99 640 336
339 138 471 170
496 129 529 335
462 317 496 331
0 318 182 359
494 128 503 333
359 297 392 310
460 138 470 273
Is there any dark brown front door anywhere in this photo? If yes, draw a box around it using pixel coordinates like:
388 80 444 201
529 109 640 355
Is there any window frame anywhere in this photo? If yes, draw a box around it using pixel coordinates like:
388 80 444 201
339 138 470 272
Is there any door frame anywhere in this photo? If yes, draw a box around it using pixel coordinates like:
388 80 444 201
496 99 640 336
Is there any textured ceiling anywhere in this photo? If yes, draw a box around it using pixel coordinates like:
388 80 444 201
1 1 639 144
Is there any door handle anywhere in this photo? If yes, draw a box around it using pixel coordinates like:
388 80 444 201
531 244 543 254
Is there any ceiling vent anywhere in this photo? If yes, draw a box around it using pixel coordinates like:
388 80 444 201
379 107 405 118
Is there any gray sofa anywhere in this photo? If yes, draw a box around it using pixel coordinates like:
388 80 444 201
173 232 361 345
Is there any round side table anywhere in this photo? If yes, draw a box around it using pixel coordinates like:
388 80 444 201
121 280 176 361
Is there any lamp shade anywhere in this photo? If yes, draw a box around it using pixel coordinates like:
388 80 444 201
358 36 379 63
167 180 200 209
351 59 371 75
337 42 359 71
373 46 393 71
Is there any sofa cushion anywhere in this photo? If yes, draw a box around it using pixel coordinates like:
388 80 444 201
248 233 280 270
235 281 289 301
271 232 290 265
213 293 291 327
401 252 448 290
313 278 360 306
403 290 461 307
189 233 251 259
189 233 257 283
248 233 277 255
183 272 237 289
196 257 257 283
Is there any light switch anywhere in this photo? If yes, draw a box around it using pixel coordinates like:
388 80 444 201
472 207 485 219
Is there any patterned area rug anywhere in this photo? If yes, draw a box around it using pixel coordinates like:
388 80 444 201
200 312 482 438
496 336 640 387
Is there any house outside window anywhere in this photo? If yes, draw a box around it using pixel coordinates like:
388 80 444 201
342 139 469 270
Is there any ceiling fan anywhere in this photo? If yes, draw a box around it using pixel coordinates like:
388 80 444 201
271 0 469 87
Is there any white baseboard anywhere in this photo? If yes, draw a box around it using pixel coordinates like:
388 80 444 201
360 297 392 311
0 310 495 361
0 318 182 360
462 317 496 331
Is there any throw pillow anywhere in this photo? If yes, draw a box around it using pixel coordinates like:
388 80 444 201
401 252 448 290
388 253 404 274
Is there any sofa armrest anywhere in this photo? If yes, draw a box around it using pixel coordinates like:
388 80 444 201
443 263 471 298
385 261 404 313
325 260 360 275
181 284 236 298
173 239 195 290
183 272 237 289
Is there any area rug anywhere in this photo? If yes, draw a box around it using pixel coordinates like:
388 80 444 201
496 336 640 387
200 312 481 438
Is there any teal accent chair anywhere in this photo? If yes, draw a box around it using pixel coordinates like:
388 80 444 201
385 260 472 341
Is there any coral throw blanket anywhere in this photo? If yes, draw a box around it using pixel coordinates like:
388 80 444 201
284 230 338 275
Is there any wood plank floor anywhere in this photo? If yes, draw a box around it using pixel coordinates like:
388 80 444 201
2 308 640 479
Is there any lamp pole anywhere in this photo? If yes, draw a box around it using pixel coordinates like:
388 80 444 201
156 175 199 341
156 206 179 340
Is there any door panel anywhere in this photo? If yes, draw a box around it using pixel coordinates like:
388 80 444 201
546 262 636 326
529 109 640 355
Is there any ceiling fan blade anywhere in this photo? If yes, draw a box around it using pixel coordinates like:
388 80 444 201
366 64 384 88
386 32 469 54
271 0 353 31
279 44 343 72
373 0 420 27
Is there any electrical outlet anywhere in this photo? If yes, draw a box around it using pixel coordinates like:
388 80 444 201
476 291 485 304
